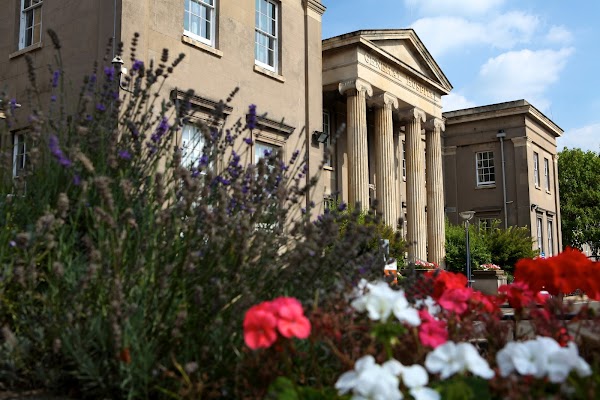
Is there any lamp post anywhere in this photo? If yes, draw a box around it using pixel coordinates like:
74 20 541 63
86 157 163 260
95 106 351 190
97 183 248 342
459 211 475 287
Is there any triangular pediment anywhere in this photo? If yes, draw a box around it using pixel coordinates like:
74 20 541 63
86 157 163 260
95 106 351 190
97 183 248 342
325 29 452 94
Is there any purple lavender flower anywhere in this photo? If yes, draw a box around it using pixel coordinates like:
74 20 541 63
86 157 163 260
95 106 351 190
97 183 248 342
9 240 16 247
50 95 57 102
73 175 81 186
52 70 60 88
244 137 253 145
118 150 131 160
96 103 106 112
104 66 115 82
86 114 93 121
225 129 233 143
191 169 200 178
338 203 347 211
49 135 72 168
247 104 257 130
90 74 97 84
132 60 144 72
151 117 170 143
9 99 18 112
199 154 209 166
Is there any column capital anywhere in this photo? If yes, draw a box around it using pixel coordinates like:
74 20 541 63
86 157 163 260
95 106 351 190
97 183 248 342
424 117 445 132
339 78 373 97
397 107 426 124
371 92 399 110
511 136 531 147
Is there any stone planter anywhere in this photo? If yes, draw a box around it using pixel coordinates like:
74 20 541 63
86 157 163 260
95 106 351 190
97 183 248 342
472 269 507 295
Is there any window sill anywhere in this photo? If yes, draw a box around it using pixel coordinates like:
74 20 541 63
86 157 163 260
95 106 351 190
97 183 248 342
534 185 541 191
476 184 496 189
9 42 43 59
254 65 285 83
546 190 552 194
323 165 334 171
181 35 223 58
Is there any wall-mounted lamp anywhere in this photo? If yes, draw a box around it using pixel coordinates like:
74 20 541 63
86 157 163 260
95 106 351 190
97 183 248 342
312 130 329 144
111 56 134 93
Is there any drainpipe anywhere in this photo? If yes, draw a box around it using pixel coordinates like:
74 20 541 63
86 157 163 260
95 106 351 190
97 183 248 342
497 130 508 229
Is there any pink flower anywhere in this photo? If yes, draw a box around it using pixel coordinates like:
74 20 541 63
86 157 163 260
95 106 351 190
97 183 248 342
272 297 311 339
243 302 278 350
438 287 473 315
418 309 448 348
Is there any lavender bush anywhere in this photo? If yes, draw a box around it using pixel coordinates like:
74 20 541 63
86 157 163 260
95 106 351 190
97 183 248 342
0 32 389 398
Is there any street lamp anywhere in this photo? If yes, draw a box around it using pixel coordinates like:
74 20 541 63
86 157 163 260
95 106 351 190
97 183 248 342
459 210 476 287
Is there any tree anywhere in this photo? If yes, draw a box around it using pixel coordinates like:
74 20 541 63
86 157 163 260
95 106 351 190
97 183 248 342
558 148 600 256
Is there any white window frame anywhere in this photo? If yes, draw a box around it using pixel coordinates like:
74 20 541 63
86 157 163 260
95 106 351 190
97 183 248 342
533 152 540 187
322 110 332 167
547 219 554 257
476 151 495 186
536 216 543 254
478 218 495 233
181 124 205 170
19 0 43 50
12 133 27 178
254 140 280 164
183 0 216 46
255 0 279 72
544 157 550 191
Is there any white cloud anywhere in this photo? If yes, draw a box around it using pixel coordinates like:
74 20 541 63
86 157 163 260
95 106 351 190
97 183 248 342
558 123 600 152
411 12 539 58
545 25 573 44
442 92 477 112
404 0 505 17
476 47 574 111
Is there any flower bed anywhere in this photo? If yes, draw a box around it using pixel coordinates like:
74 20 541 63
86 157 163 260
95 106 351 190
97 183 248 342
241 249 600 399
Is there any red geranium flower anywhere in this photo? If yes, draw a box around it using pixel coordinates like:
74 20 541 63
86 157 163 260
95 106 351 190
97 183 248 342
243 302 278 350
438 287 472 315
418 309 448 348
427 270 468 299
272 297 311 339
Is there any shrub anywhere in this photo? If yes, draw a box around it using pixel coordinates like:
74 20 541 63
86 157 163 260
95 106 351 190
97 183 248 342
444 219 491 273
0 33 390 398
484 225 537 274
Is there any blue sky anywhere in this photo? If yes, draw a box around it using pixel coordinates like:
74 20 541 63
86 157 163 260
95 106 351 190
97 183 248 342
321 0 600 151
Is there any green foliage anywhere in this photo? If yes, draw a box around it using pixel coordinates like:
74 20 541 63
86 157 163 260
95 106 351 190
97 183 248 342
558 148 600 256
445 220 491 273
484 225 537 274
445 219 537 274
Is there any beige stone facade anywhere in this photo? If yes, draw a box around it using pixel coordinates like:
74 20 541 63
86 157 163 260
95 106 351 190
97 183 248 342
443 100 563 257
322 30 452 265
1 0 326 211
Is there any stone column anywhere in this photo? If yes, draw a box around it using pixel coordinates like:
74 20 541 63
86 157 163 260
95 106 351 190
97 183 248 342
425 118 446 267
373 93 399 230
398 108 427 263
339 79 373 211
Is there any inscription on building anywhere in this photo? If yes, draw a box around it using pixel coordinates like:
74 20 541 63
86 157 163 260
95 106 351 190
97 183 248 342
363 52 439 104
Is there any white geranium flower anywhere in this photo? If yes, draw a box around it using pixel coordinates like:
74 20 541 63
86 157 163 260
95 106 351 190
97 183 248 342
425 341 494 380
410 387 441 400
335 355 404 400
415 296 441 316
400 364 440 400
393 291 421 327
351 281 397 321
496 337 592 384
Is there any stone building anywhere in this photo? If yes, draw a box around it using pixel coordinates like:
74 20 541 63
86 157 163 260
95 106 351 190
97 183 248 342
443 100 563 257
0 0 327 208
321 29 452 265
0 1 564 264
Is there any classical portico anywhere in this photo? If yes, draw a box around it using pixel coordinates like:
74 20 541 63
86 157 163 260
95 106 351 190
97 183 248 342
322 30 452 265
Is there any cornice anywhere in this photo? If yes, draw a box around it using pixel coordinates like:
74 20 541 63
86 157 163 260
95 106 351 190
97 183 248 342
305 0 326 15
